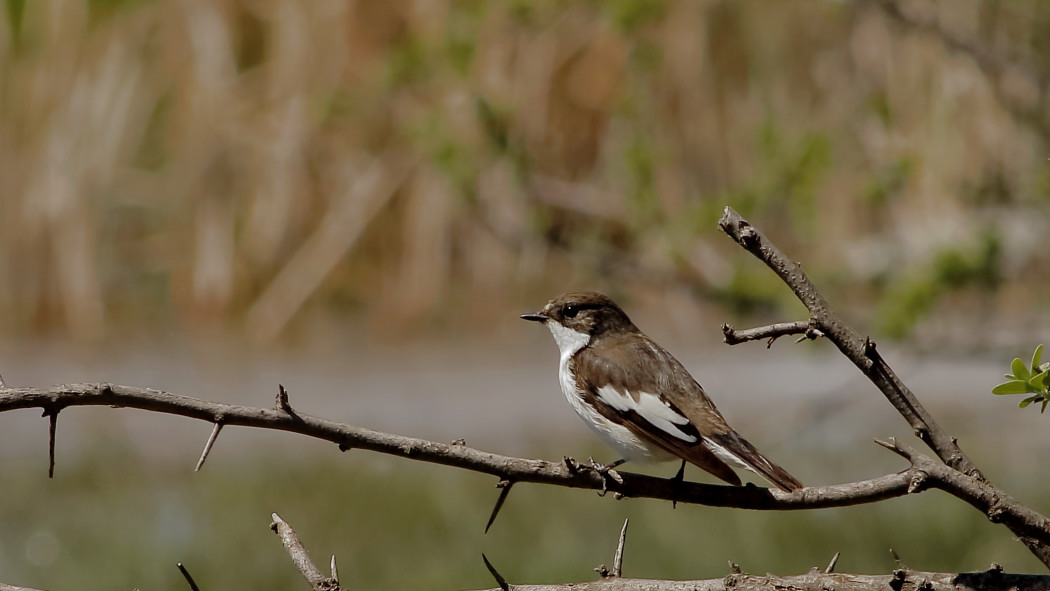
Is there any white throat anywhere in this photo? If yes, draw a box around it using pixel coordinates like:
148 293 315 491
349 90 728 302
546 321 590 362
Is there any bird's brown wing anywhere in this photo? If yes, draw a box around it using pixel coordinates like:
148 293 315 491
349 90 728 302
576 333 803 492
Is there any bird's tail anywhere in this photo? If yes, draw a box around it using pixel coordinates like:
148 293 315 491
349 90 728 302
703 431 803 492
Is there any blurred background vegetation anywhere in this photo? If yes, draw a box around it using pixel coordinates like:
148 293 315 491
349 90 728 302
3 0 1050 589
1 0 1048 344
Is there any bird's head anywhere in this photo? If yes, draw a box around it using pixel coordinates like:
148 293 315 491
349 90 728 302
522 291 638 355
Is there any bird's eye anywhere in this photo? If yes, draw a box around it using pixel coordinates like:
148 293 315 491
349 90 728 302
563 304 579 318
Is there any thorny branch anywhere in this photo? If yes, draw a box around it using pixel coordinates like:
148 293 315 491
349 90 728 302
0 382 909 510
270 513 346 591
1 381 1050 548
269 512 1050 591
462 569 1050 591
718 205 1050 567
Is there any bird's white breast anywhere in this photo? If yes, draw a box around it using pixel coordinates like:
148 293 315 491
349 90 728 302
546 323 673 463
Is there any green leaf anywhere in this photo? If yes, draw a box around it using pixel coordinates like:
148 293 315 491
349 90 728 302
993 380 1030 395
1020 394 1044 408
1012 357 1031 381
1033 344 1045 373
1030 369 1050 390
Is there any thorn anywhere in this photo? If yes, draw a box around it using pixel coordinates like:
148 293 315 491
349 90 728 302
612 518 629 577
890 548 903 568
177 562 201 591
728 561 742 574
873 437 899 452
766 336 776 348
482 554 509 591
824 551 840 573
485 480 515 534
0 371 6 388
195 422 224 472
276 384 292 413
44 409 58 478
330 554 339 583
451 438 466 446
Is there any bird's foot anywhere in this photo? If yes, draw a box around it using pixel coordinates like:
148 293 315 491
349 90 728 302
670 460 686 509
587 457 625 496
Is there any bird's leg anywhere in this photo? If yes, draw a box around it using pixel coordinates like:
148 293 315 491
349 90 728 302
671 460 686 509
672 459 686 483
587 457 626 496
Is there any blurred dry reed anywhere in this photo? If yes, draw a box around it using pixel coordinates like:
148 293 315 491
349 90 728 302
0 0 1048 343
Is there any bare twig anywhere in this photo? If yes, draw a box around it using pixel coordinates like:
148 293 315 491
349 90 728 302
0 584 50 591
194 422 223 472
718 207 975 474
885 440 1050 544
721 321 818 346
176 562 200 591
270 513 344 591
718 206 1050 566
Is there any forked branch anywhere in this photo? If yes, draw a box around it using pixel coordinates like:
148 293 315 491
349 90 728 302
718 206 1050 567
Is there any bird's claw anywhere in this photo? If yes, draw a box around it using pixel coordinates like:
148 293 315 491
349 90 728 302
586 457 624 496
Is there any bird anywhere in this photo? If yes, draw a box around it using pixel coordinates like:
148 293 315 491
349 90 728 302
522 291 803 492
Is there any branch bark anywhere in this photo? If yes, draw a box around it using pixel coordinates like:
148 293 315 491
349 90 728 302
717 206 1050 567
0 382 911 510
462 569 1050 591
271 513 345 591
2 381 1050 549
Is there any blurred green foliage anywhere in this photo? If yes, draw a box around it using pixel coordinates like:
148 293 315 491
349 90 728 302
877 230 1001 339
1 0 1047 342
993 345 1050 411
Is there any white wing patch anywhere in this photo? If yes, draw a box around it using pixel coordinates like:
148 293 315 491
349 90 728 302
596 386 697 443
559 359 673 463
703 439 754 473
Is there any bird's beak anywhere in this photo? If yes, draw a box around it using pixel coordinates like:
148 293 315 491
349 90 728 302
520 312 548 322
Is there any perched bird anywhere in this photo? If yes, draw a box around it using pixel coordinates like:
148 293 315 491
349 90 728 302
522 291 803 492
